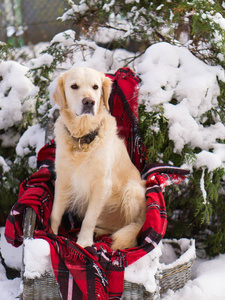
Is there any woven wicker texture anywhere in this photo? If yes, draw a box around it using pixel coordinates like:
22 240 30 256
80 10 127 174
22 273 62 300
122 281 159 300
158 259 194 294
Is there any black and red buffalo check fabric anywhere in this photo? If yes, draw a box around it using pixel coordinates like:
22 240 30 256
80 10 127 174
5 68 189 300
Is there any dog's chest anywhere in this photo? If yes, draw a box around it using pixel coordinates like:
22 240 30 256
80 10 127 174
70 144 113 193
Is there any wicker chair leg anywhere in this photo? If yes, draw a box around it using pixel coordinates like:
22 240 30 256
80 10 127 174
21 207 62 300
122 281 160 300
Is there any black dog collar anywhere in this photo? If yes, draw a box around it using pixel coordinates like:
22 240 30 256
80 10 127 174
65 125 99 146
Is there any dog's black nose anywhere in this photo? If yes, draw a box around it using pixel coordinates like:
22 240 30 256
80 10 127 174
82 97 95 106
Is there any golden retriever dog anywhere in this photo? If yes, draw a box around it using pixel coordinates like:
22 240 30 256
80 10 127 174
50 67 146 250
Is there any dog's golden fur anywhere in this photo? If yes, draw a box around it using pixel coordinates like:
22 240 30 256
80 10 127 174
50 67 146 250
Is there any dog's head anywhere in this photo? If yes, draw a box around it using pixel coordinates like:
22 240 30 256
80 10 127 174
53 67 112 117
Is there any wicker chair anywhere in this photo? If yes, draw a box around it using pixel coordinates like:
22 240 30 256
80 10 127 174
21 206 195 300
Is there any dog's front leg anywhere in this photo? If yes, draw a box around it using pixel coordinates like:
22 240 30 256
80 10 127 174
76 179 111 248
50 178 69 235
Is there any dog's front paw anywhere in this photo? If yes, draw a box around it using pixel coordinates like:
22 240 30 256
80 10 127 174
76 236 93 248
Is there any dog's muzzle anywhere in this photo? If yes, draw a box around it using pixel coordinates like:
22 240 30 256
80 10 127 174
81 97 95 115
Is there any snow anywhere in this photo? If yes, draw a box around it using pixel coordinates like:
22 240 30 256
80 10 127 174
16 124 45 168
0 156 10 173
51 29 76 47
0 227 22 270
125 0 138 3
160 239 196 270
93 13 131 44
163 102 225 153
200 168 207 205
194 150 223 172
0 227 22 300
200 11 225 47
207 12 225 30
16 124 45 157
138 42 225 170
0 60 35 131
60 3 89 22
29 53 54 69
0 60 36 153
213 143 225 162
138 42 224 114
124 241 162 293
0 277 21 300
23 239 52 279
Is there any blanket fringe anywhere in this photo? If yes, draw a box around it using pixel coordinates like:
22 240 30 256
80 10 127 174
65 247 86 263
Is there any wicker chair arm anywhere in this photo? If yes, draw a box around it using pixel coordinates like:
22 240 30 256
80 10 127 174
22 207 37 279
23 207 36 239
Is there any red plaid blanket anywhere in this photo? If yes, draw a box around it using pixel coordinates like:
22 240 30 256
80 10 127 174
107 68 145 172
5 68 189 300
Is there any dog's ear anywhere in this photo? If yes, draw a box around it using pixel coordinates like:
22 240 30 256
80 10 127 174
53 74 67 109
101 75 112 111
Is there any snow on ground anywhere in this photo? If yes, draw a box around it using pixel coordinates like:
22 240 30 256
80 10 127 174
1 227 225 300
0 227 22 300
162 255 225 300
0 276 21 300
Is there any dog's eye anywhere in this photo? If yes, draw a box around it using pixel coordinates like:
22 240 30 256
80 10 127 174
71 84 79 90
93 84 99 90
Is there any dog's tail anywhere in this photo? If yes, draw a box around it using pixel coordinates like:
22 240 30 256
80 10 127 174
111 222 143 250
